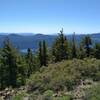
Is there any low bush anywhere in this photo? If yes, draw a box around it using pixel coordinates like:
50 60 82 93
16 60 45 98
27 59 100 93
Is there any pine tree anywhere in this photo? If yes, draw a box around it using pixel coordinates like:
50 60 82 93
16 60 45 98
39 41 43 67
26 48 34 77
0 38 26 89
17 55 27 86
43 40 48 66
82 35 92 57
94 43 100 59
71 32 77 58
1 38 18 88
52 28 69 62
38 41 48 67
0 60 5 89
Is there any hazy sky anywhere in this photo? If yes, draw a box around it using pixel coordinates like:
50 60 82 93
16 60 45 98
0 0 100 34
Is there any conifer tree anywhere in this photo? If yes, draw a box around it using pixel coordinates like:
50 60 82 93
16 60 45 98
94 43 100 59
52 28 69 62
39 41 43 67
43 40 48 66
26 48 34 77
38 40 48 67
82 35 92 57
17 55 27 86
0 60 4 89
0 38 26 89
71 32 77 58
1 38 18 88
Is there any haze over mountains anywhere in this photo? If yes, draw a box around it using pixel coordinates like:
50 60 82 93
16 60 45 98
0 33 100 52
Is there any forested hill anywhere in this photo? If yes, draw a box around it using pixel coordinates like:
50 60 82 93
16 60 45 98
0 31 100 99
0 33 99 49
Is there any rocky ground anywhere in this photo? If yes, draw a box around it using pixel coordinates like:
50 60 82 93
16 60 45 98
0 79 98 100
0 86 26 100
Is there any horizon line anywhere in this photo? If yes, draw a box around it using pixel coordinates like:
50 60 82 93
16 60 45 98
0 32 99 35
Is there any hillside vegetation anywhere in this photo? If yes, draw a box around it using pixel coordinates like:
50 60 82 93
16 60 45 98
0 29 100 100
11 59 100 100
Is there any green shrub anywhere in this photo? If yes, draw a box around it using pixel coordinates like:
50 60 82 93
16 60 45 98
43 90 53 100
84 83 100 100
53 96 71 100
27 59 100 94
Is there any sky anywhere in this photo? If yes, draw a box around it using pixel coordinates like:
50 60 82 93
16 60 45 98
0 0 100 34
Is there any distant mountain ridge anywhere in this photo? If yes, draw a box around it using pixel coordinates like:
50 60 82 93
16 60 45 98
0 33 99 51
0 33 56 50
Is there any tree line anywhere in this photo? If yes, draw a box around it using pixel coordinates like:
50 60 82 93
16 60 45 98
0 29 100 90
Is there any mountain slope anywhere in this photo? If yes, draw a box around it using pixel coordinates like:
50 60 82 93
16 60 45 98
10 59 100 100
0 33 99 50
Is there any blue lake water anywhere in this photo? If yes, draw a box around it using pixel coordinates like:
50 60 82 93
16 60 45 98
20 49 28 53
20 49 35 53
